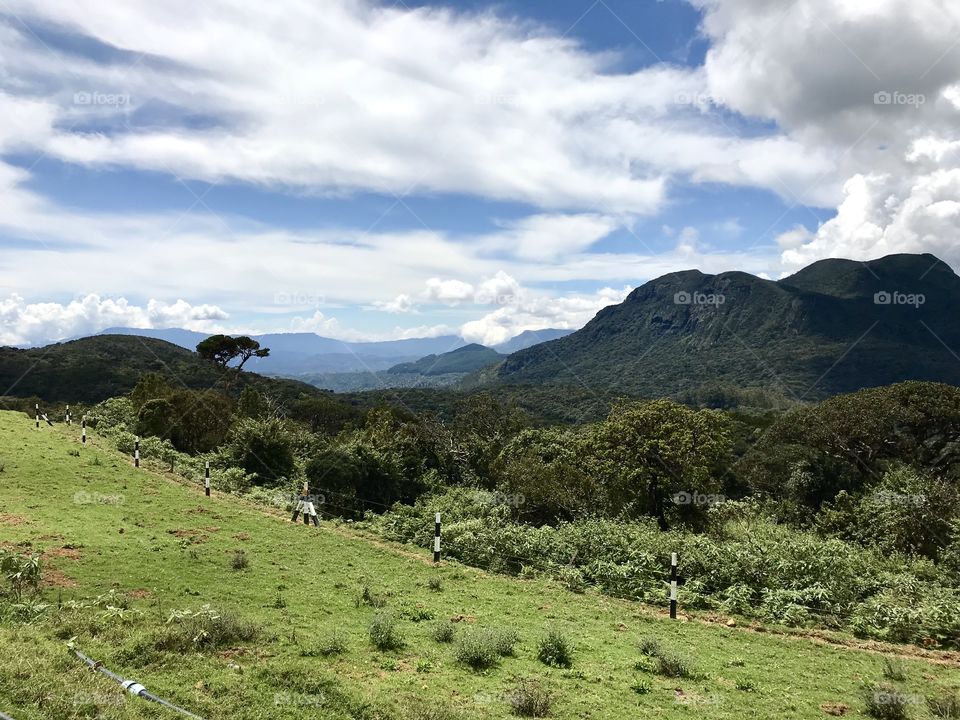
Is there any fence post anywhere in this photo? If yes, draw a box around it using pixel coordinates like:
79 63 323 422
35 404 39 429
669 552 678 620
205 461 211 497
82 418 86 445
66 405 71 425
433 512 441 563
134 437 140 468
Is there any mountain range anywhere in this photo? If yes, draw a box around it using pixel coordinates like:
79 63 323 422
493 253 960 401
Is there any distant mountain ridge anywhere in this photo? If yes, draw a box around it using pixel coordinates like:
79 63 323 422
494 253 960 400
88 327 570 378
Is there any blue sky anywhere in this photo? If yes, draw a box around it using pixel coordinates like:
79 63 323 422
1 0 958 346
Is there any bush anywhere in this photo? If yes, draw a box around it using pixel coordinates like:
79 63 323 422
428 576 443 592
230 550 249 571
637 636 697 679
455 628 515 671
506 678 554 717
432 622 455 643
929 691 960 718
157 606 260 651
537 630 573 668
882 658 906 682
0 552 41 600
313 629 348 657
369 612 403 651
863 683 912 720
355 584 388 608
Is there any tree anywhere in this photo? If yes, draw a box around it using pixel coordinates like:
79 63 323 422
196 335 270 370
224 417 296 486
493 427 600 524
238 386 268 419
583 399 733 528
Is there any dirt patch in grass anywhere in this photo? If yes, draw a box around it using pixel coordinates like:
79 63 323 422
42 568 78 588
821 701 850 715
42 547 82 560
233 533 251 541
0 513 27 526
128 589 152 599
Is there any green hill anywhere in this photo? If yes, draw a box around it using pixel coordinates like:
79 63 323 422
495 253 960 400
1 412 958 718
0 334 328 405
387 344 502 376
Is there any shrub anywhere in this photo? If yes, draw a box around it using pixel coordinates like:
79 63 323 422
0 552 41 600
432 622 455 643
506 678 554 717
314 629 348 657
455 629 514 671
537 630 573 668
882 658 906 682
428 576 443 592
863 683 912 720
369 612 403 651
637 636 698 679
355 584 388 608
929 691 960 718
157 606 260 651
230 550 249 571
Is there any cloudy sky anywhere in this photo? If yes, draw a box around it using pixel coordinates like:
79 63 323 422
1 0 958 346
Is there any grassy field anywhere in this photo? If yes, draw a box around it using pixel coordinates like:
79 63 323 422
1 409 958 719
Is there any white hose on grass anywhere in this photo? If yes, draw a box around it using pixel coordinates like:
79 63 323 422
72 650 206 719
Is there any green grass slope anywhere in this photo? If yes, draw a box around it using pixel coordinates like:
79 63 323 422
1 411 958 719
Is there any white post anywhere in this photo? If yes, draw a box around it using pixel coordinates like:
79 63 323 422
433 512 441 563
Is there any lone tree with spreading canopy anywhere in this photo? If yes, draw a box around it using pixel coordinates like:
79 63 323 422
196 335 270 371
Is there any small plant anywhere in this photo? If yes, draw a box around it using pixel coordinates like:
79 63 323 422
735 679 756 692
432 622 455 643
230 550 249 571
882 658 906 682
355 583 387 608
317 629 348 657
537 629 573 668
728 657 746 667
428 576 443 592
506 678 554 717
864 683 912 720
557 566 586 594
455 628 515 671
637 636 698 679
0 552 41 600
631 679 652 695
638 637 662 657
157 605 260 651
369 612 403 651
928 690 960 718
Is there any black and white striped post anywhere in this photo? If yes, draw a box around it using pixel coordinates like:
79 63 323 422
66 405 71 425
134 437 140 468
81 418 87 445
433 512 441 563
204 461 211 497
35 404 39 429
669 552 678 620
291 483 319 527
